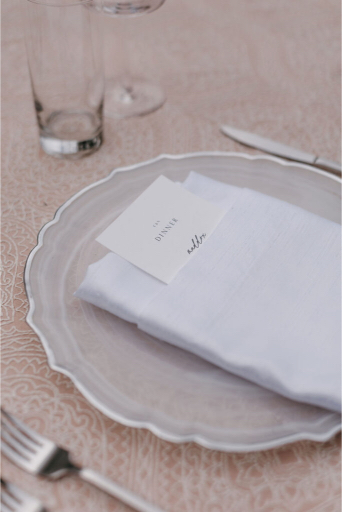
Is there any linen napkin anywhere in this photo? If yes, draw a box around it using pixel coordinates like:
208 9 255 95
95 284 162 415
75 172 341 412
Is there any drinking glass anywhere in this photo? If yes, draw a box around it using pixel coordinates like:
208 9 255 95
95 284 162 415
90 0 166 118
25 0 104 159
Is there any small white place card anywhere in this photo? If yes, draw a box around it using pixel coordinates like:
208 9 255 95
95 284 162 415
96 175 225 283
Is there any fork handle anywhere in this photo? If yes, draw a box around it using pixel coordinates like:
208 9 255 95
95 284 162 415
79 468 165 512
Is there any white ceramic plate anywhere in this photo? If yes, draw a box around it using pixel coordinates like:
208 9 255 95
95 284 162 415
25 152 341 452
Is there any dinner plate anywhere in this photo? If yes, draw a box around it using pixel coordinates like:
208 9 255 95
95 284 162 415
25 152 341 452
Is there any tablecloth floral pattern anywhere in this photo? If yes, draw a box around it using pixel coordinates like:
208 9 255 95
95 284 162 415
2 0 341 510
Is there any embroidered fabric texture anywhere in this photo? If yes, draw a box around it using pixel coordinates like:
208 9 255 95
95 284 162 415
2 0 341 510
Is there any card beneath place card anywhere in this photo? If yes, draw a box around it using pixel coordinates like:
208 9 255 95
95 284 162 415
96 175 225 283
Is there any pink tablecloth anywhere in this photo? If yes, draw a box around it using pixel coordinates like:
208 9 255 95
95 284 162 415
1 0 341 510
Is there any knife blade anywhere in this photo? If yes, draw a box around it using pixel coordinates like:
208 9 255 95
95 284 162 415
220 125 341 177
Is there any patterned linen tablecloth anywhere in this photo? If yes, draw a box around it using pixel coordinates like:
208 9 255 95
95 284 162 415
1 0 341 510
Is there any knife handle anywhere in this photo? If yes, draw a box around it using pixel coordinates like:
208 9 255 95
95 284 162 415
314 157 341 177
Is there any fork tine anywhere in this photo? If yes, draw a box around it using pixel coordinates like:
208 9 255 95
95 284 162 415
1 434 31 469
1 418 39 452
1 427 35 460
1 411 59 477
1 409 45 446
1 480 22 510
1 501 14 512
1 480 47 512
2 489 21 509
1 503 13 512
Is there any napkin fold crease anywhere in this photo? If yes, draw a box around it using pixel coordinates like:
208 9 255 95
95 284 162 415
75 172 341 413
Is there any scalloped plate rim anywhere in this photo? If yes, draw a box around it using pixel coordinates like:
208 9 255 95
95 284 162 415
24 151 342 452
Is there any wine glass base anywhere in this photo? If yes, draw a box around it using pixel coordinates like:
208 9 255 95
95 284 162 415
104 77 166 118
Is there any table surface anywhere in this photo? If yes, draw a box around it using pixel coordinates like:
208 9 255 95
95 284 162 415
1 0 341 511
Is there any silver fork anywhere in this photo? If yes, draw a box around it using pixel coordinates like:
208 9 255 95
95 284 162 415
1 479 47 512
1 409 165 512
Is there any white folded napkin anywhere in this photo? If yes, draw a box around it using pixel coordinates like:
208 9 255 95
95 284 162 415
75 172 341 412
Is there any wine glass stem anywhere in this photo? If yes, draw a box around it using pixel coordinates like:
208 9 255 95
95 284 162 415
107 18 132 80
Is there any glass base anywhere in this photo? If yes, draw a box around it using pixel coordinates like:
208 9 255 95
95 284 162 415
104 77 165 118
39 110 103 159
40 132 102 159
87 0 166 17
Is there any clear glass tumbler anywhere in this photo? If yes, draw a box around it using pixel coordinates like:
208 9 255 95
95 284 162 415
25 0 105 159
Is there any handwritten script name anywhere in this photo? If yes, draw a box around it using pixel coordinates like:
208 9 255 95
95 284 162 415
187 233 206 254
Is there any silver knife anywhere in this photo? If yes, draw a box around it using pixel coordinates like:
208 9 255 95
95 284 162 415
221 125 341 177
